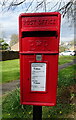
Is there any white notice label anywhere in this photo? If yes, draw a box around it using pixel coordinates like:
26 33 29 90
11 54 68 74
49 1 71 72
31 63 46 91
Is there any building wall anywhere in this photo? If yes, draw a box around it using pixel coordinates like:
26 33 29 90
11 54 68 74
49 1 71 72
11 42 19 51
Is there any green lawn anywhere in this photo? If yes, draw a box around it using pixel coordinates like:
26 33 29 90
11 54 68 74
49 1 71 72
0 56 75 83
43 64 76 118
1 59 20 83
59 55 74 65
2 64 76 119
58 64 76 87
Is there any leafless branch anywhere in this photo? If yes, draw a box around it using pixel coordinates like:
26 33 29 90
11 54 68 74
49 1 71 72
0 0 75 20
57 0 62 11
36 0 44 9
63 2 73 17
11 0 26 6
25 0 34 12
44 0 46 12
57 0 74 12
48 1 59 12
31 0 44 12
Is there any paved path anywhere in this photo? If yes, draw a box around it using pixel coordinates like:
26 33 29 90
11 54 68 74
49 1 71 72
0 80 19 95
58 59 76 70
1 60 76 94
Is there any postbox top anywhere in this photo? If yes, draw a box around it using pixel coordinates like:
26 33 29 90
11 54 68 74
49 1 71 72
19 12 61 32
19 12 60 17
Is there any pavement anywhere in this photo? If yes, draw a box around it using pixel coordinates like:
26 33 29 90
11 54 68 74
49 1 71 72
1 60 76 95
2 80 20 95
58 59 76 70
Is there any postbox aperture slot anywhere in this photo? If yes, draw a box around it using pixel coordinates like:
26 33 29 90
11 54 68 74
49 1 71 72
22 31 57 38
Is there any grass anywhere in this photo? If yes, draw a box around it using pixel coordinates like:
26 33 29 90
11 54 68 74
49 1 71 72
59 55 75 65
0 59 20 83
2 88 33 119
58 64 76 87
2 64 76 119
1 56 75 83
43 64 76 119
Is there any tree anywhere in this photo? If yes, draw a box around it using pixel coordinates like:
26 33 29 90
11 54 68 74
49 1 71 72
10 34 18 47
0 0 75 20
0 39 4 50
0 38 9 50
59 45 66 52
2 43 9 50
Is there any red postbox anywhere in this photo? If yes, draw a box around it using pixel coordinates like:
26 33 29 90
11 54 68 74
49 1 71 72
19 12 61 106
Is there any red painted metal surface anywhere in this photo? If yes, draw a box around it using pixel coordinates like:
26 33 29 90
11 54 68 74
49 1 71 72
19 12 61 106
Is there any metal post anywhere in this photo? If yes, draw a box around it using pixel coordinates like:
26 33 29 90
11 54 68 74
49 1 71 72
33 106 42 120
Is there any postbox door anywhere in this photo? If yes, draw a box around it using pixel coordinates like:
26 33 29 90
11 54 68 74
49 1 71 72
20 54 58 106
